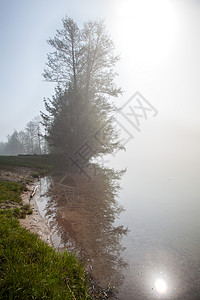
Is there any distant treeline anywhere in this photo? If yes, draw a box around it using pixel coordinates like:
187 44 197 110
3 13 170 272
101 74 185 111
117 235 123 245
0 116 48 156
1 17 122 162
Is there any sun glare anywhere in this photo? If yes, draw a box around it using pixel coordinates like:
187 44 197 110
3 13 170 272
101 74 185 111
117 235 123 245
112 0 179 65
155 278 168 294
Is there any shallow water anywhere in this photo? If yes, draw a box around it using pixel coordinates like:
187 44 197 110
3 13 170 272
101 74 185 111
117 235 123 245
35 171 128 293
35 157 200 299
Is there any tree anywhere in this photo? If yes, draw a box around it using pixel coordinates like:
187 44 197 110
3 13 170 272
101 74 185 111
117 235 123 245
0 142 6 155
18 130 27 153
43 18 121 99
5 130 25 155
23 116 46 154
43 17 82 88
42 17 122 164
0 117 47 156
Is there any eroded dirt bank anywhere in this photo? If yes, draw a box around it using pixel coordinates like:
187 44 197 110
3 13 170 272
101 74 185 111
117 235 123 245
0 166 126 298
0 167 52 246
20 188 52 246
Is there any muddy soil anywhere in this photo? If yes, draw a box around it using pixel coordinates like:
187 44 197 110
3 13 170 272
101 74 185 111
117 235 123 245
0 167 52 246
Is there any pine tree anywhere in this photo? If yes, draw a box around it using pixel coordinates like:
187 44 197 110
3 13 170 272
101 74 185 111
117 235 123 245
41 16 122 164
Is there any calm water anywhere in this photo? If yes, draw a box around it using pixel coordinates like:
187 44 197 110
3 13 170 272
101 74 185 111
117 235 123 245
35 134 200 299
113 166 200 299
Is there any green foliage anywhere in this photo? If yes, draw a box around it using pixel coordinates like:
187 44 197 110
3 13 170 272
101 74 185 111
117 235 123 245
0 172 91 299
0 181 24 204
0 210 91 299
42 17 123 164
0 180 33 218
13 205 33 219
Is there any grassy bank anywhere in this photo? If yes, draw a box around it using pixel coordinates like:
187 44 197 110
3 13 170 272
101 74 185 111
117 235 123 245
0 154 58 173
0 160 92 299
0 180 32 218
0 210 90 299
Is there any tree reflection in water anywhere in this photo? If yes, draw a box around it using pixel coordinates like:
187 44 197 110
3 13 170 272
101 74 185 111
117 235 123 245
44 165 128 293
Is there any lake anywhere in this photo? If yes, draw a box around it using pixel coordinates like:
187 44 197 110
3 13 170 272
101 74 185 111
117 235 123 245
35 122 200 299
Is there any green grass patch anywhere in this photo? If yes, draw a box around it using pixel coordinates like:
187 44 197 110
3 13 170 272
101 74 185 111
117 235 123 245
13 205 33 219
0 155 58 173
0 180 33 218
0 170 91 299
0 180 24 205
0 210 91 299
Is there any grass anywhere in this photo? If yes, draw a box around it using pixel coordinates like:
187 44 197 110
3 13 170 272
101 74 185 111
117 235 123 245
0 210 91 299
0 154 59 174
0 162 92 299
0 180 33 218
0 180 24 205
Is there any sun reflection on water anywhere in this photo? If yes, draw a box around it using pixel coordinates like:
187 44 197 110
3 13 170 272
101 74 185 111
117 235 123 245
148 271 170 297
154 278 168 294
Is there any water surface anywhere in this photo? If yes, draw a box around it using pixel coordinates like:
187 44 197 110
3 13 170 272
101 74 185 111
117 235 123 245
35 135 200 299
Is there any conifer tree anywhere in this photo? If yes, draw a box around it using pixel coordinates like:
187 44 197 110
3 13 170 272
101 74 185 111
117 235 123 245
41 16 122 163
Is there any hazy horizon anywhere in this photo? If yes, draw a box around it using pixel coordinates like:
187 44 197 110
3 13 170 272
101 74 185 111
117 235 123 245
0 0 199 146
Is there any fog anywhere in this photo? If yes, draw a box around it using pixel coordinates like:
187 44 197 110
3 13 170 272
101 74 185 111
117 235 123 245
0 0 199 298
0 0 200 144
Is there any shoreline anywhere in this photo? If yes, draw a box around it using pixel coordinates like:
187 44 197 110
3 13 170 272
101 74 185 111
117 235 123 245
0 165 119 298
20 182 52 246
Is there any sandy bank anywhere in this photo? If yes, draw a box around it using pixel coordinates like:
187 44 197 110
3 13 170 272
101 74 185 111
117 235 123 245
20 183 52 246
0 166 52 246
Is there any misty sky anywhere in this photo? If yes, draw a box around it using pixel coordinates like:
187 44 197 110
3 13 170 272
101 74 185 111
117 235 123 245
0 0 199 151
